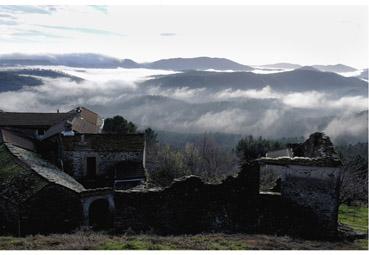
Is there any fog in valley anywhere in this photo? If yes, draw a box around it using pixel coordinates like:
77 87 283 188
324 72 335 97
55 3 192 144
0 65 367 143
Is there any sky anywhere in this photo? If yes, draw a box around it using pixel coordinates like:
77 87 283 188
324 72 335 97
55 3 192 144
0 5 367 68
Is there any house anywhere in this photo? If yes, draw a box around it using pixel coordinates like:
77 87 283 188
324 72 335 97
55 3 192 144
0 107 146 189
0 106 103 139
0 106 146 235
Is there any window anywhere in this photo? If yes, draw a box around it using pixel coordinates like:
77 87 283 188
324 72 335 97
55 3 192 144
86 157 97 178
36 129 45 136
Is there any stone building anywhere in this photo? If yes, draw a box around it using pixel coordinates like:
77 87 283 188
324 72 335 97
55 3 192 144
46 133 146 189
0 107 146 189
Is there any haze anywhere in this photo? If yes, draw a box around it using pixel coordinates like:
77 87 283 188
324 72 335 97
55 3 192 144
0 5 367 68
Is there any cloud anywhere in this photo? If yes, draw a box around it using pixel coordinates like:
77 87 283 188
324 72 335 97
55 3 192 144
0 19 17 26
10 29 67 39
214 86 368 111
34 24 126 37
216 86 277 99
0 14 17 19
89 6 108 14
160 33 176 37
282 91 326 108
0 6 57 15
323 112 368 143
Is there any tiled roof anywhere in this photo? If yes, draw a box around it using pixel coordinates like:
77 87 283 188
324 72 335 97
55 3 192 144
0 107 103 139
0 142 85 204
0 112 76 127
6 143 85 193
0 128 36 151
76 107 102 127
0 144 48 203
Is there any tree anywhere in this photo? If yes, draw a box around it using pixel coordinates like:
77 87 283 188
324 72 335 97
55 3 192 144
148 145 190 187
236 135 283 162
144 128 158 149
336 143 368 204
102 115 137 134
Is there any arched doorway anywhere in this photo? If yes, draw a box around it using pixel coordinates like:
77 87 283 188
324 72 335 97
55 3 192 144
88 199 112 230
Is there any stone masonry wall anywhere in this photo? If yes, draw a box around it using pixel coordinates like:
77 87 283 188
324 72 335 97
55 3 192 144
112 161 341 239
113 162 260 235
63 151 143 179
260 164 341 238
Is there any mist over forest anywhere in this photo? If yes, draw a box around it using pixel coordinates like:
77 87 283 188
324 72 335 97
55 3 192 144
0 55 367 144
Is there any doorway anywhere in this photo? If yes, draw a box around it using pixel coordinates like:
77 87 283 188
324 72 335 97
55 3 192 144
88 199 112 229
86 157 97 178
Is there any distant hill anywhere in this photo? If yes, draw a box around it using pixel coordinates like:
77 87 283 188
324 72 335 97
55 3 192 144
0 54 252 71
357 69 368 80
0 59 53 66
144 57 253 71
0 53 140 69
259 63 302 69
0 53 363 74
297 66 320 71
312 64 357 73
0 72 42 92
142 69 367 96
0 69 83 92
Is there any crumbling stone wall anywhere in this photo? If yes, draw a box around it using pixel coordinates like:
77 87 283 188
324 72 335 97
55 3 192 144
114 162 260 234
258 163 341 238
113 160 341 239
19 185 83 235
0 198 19 235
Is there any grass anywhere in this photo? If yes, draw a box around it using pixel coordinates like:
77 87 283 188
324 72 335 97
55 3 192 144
338 204 368 250
0 204 367 250
339 204 368 233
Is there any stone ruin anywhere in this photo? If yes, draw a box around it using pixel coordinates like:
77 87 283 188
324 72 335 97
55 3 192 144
0 130 343 240
92 132 343 239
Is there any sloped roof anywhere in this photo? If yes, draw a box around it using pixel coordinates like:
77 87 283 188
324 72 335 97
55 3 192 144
0 112 76 127
0 128 36 151
0 107 102 137
7 144 85 193
0 142 85 204
74 107 102 128
0 144 48 203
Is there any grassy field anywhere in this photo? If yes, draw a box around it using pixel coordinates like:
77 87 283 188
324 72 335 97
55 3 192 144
338 204 368 250
0 204 367 250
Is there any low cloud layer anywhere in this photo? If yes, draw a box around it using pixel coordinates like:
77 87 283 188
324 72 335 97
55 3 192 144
0 67 367 142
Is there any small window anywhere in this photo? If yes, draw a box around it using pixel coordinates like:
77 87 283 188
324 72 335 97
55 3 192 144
37 129 45 136
86 157 97 178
